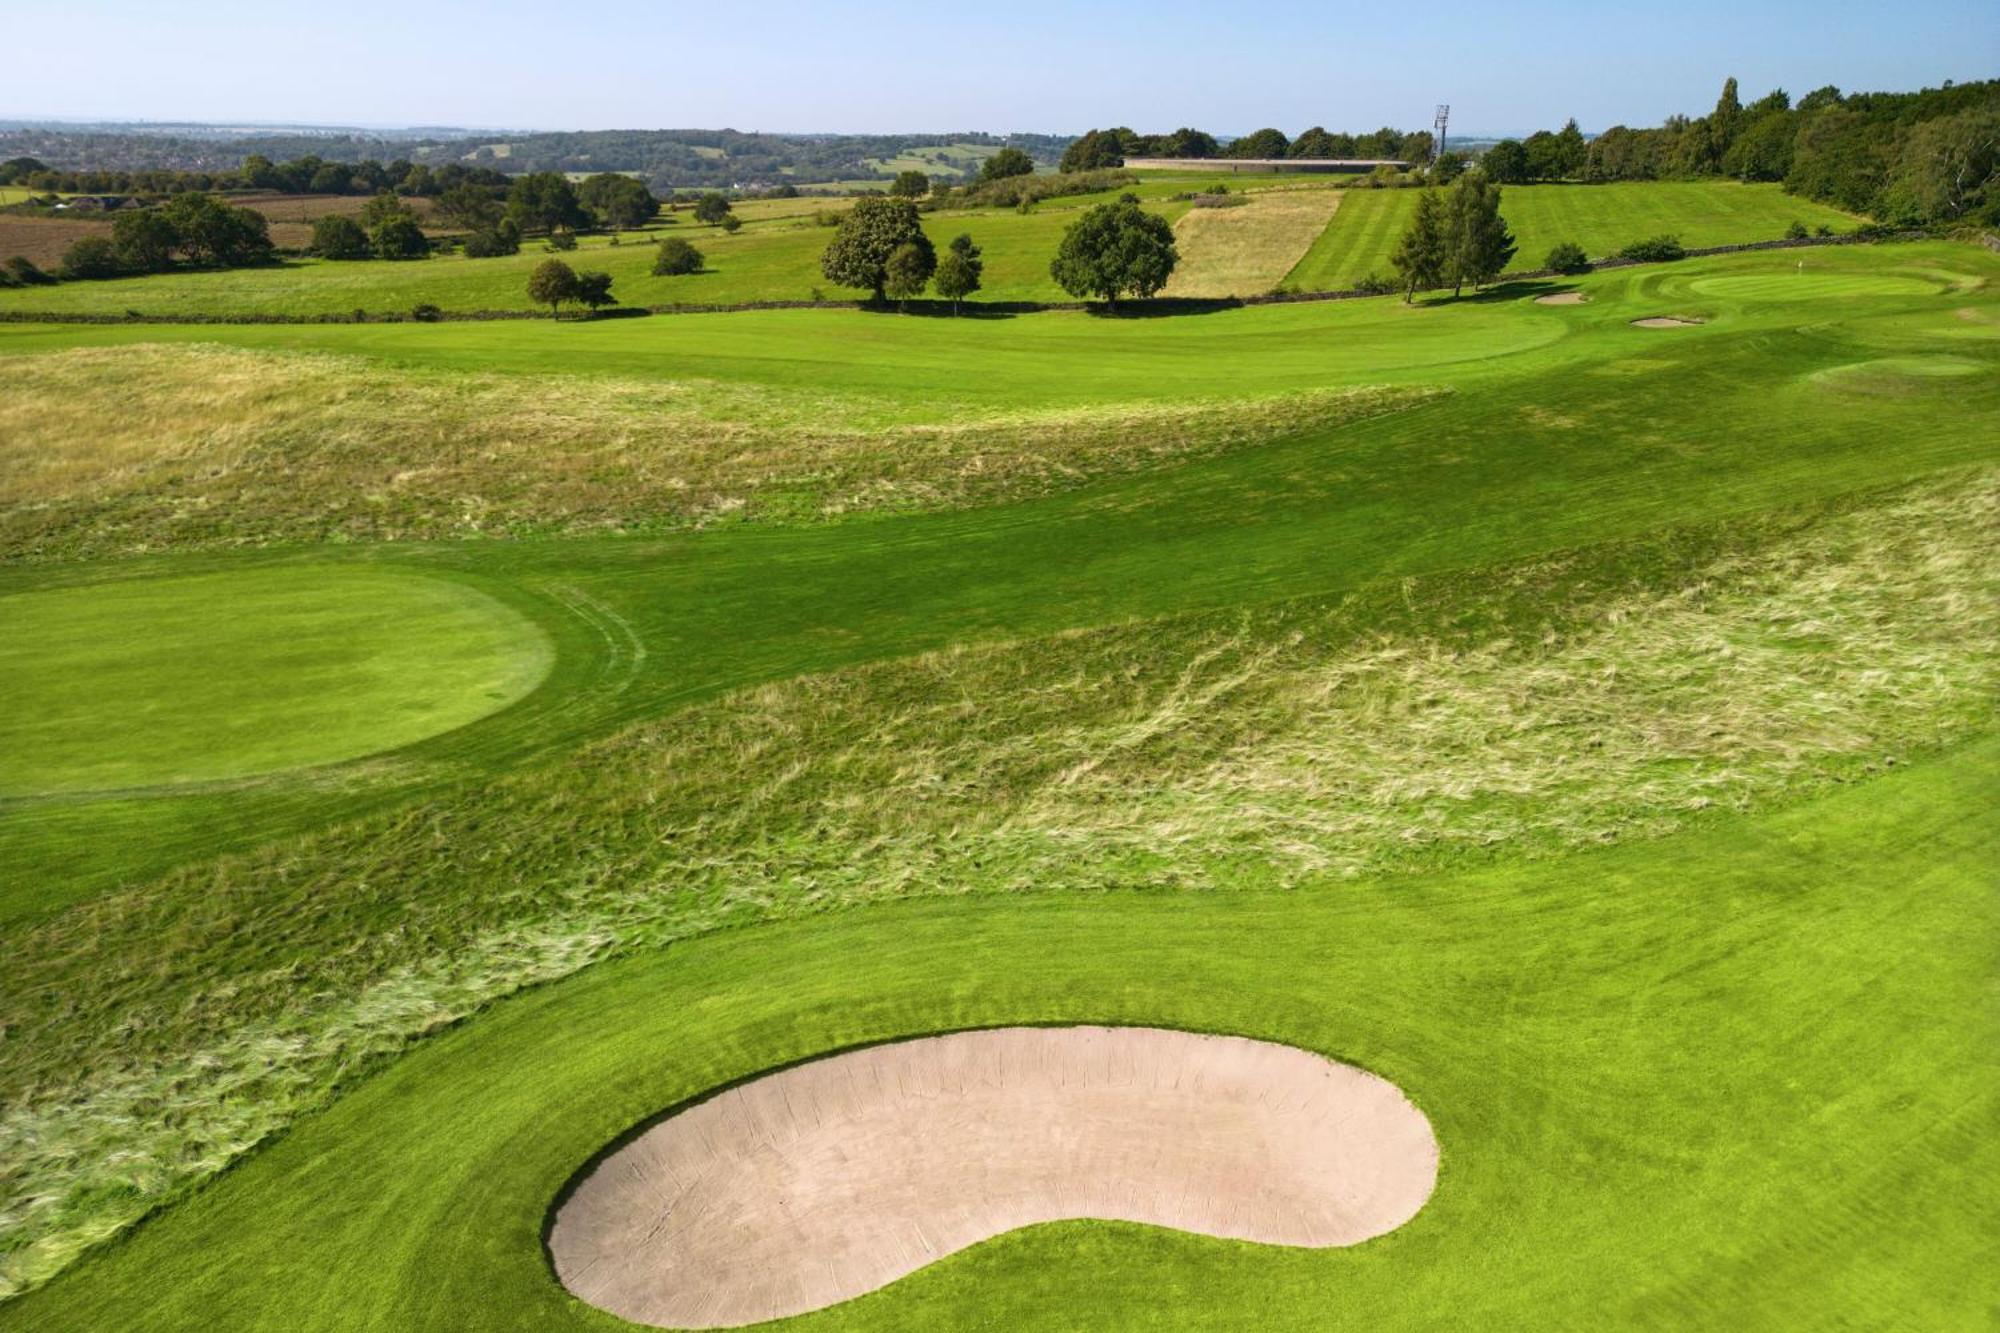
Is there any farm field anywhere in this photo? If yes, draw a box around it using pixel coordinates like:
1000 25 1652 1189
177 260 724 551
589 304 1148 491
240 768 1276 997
1285 180 1862 290
0 179 1865 313
0 237 1995 1330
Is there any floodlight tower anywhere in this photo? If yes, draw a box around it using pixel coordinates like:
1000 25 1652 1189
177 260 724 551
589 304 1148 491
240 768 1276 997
1432 104 1450 162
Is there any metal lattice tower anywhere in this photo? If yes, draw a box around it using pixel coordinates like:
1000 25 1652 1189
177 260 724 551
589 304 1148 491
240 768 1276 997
1433 105 1450 161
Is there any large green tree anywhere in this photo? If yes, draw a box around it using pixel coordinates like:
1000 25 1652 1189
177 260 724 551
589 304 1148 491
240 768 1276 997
1445 172 1516 295
820 196 933 301
1390 187 1448 301
1059 130 1125 173
507 173 589 234
1481 139 1528 184
110 208 177 272
933 233 983 313
980 147 1035 181
889 170 930 198
527 258 580 316
882 241 933 310
159 193 272 267
692 192 734 226
1048 197 1177 307
312 214 372 260
578 173 659 229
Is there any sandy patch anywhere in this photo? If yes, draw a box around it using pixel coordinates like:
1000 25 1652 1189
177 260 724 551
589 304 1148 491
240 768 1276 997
1632 316 1703 328
549 1026 1437 1328
1534 291 1587 305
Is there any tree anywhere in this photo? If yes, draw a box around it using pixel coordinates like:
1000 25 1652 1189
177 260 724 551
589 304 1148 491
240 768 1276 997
1060 129 1125 173
1389 187 1448 301
653 236 704 275
1523 130 1564 181
1230 128 1290 159
1445 173 1516 295
309 163 352 194
0 156 48 185
359 189 410 230
1710 76 1744 161
111 208 178 272
578 173 659 229
693 192 734 226
890 170 930 198
1431 151 1470 183
1290 127 1338 159
312 214 372 260
59 235 122 280
463 227 520 258
371 215 429 260
1048 198 1177 307
527 258 580 316
1159 127 1220 158
574 270 617 312
160 193 272 267
882 241 933 310
546 229 578 251
437 183 504 231
820 196 933 301
1482 139 1528 184
718 214 743 233
1553 119 1588 178
980 147 1035 181
933 233 983 313
507 172 588 233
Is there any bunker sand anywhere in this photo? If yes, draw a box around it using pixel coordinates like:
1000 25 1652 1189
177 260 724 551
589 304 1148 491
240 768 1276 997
1632 315 1703 327
550 1026 1437 1328
1535 291 1588 305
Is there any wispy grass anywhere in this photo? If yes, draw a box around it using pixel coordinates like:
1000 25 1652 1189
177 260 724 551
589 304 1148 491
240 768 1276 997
0 344 1437 560
1162 190 1343 298
2 472 1992 1296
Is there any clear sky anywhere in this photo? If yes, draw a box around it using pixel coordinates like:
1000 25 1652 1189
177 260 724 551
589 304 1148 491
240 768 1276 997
6 0 1994 136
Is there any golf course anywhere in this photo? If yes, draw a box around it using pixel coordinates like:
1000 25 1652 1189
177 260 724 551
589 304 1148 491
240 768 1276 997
2 78 1997 1327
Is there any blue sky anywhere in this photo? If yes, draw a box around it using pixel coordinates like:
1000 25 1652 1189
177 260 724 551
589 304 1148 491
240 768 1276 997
6 0 1994 136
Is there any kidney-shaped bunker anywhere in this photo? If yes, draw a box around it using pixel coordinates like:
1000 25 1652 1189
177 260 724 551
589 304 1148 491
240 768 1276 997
549 1025 1438 1328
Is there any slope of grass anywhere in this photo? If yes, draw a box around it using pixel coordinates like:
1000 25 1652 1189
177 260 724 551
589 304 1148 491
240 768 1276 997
1162 191 1343 297
0 242 1994 1309
1285 180 1862 291
4 735 1992 1330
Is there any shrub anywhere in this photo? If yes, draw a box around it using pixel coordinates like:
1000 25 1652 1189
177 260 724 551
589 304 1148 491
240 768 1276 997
410 303 443 322
953 167 1133 210
1785 220 1810 240
979 147 1034 182
371 217 428 260
5 255 54 285
1352 272 1398 295
1545 241 1592 274
1815 223 1835 237
1619 234 1686 262
1190 193 1250 209
653 236 703 276
545 229 578 252
719 214 742 233
312 215 371 260
462 228 519 258
813 210 844 227
59 235 122 280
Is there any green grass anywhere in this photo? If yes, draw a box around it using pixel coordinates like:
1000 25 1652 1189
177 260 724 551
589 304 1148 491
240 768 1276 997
0 239 1995 1322
4 737 1993 1330
1285 181 1862 290
0 567 551 795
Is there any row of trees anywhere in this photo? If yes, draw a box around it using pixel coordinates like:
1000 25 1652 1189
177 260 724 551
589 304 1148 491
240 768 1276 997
1389 174 1516 301
0 152 509 199
1487 77 1998 225
56 193 273 280
816 197 985 309
1061 125 1434 171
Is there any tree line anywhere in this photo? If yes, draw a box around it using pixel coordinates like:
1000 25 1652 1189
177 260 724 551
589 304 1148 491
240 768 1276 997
1481 76 1998 226
0 152 509 199
1061 125 1435 171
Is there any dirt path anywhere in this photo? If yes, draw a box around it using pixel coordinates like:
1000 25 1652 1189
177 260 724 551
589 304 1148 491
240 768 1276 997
550 1025 1437 1328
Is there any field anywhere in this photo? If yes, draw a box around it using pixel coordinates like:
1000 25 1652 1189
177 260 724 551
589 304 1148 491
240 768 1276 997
0 179 1862 312
0 233 1995 1331
1285 180 1862 290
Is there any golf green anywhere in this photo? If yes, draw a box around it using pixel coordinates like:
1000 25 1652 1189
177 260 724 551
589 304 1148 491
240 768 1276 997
0 566 552 795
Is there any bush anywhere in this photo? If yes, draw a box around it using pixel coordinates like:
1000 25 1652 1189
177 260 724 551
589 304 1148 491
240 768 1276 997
546 229 578 252
653 236 703 276
1352 273 1398 295
1785 220 1810 240
1189 193 1250 209
1545 241 1592 274
5 255 54 285
463 228 519 258
1619 234 1686 262
410 303 443 322
312 215 371 260
371 217 428 260
813 209 843 227
1815 224 1835 237
952 167 1133 210
719 214 742 233
59 235 122 280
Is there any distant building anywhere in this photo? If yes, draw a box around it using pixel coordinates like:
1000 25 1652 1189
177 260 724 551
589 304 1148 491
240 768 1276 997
1122 158 1407 174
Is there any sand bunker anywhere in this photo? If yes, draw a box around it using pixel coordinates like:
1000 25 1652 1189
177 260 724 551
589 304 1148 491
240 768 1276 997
1534 291 1588 305
1632 315 1703 328
549 1026 1437 1328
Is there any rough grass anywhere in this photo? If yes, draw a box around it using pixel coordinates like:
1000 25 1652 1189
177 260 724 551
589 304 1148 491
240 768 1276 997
1 473 1991 1298
1163 189 1343 297
0 343 1437 560
0 217 109 269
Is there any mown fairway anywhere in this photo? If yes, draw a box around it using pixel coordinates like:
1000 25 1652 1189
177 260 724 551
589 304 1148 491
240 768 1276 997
0 238 1994 1328
1285 180 1861 289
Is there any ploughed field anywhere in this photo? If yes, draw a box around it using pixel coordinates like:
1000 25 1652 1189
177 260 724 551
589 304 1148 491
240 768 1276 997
0 240 1994 1330
0 177 1859 314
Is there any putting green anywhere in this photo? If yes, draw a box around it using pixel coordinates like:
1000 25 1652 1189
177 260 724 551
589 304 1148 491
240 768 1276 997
0 568 553 795
1686 271 1944 301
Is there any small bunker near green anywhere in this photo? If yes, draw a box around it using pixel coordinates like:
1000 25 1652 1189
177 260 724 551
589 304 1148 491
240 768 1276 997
548 1025 1438 1329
